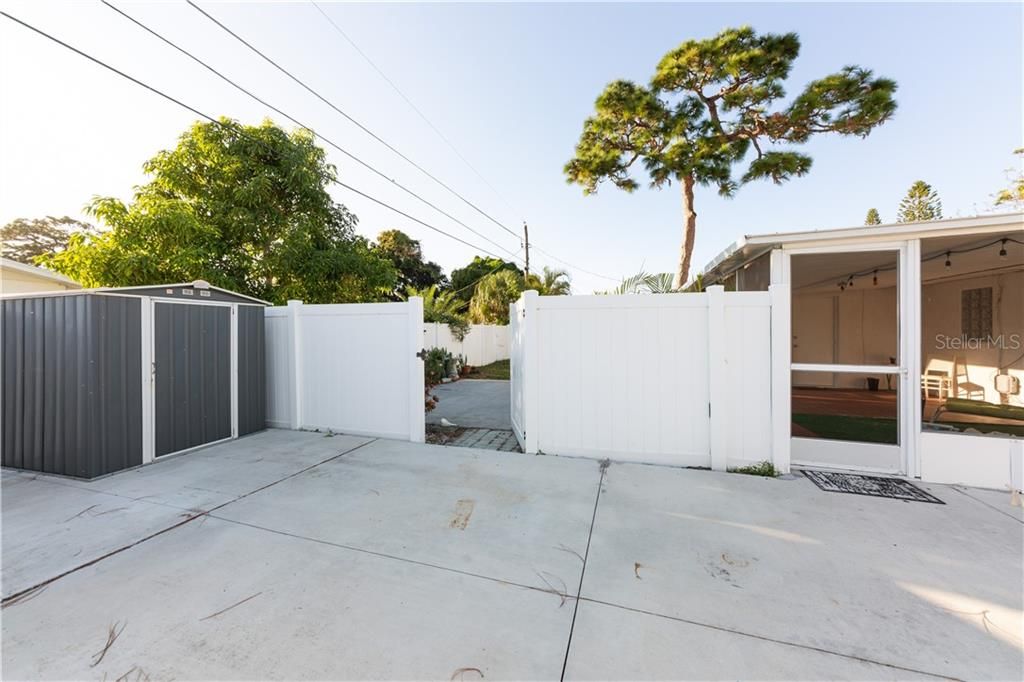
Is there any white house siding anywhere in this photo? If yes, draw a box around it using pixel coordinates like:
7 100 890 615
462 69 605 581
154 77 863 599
0 262 80 294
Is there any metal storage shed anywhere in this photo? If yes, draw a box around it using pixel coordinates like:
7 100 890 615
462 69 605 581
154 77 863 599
1 281 267 478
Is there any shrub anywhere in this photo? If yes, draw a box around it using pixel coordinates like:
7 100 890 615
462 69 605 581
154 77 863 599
423 347 451 412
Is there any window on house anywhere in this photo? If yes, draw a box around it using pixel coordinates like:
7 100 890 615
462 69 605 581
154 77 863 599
960 287 992 340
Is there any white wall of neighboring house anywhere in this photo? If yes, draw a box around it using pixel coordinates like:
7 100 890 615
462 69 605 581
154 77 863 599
0 258 80 294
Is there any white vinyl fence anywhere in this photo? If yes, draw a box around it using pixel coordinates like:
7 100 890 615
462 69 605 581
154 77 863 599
422 323 509 367
511 286 782 471
265 299 424 442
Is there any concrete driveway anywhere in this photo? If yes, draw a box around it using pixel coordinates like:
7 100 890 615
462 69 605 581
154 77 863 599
2 430 1021 680
426 379 511 429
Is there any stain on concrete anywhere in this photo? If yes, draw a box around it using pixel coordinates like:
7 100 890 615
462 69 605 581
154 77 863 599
449 499 475 530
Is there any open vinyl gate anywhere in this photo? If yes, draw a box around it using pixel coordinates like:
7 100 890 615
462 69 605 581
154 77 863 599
511 286 782 471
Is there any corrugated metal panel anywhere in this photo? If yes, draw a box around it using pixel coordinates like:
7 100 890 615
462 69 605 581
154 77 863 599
236 304 266 436
1 295 142 477
154 302 231 456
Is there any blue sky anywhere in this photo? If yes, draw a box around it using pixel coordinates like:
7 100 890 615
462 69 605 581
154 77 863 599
1 2 1020 292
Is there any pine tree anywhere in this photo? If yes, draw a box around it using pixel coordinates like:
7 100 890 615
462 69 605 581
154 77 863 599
897 181 942 222
565 26 897 288
864 208 882 225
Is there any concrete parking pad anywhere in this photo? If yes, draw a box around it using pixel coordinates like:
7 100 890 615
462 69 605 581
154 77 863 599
426 379 511 429
1 430 372 600
579 462 1023 680
3 430 1021 679
214 438 602 594
2 517 574 681
1 474 196 600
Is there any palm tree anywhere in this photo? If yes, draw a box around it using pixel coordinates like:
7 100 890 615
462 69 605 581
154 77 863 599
524 266 571 295
468 270 522 324
406 285 470 339
606 271 678 294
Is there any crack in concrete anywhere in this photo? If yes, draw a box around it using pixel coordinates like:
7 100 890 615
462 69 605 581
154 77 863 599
205 513 578 605
559 462 606 681
578 597 963 681
950 485 1023 525
1 438 377 607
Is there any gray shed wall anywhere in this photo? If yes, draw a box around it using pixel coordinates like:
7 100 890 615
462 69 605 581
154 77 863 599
236 305 266 436
154 303 231 457
1 295 143 478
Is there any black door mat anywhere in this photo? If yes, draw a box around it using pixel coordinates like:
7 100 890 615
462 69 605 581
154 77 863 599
802 470 944 504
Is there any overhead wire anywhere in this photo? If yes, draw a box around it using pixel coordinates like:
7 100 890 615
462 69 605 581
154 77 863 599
307 2 622 283
101 0 524 264
308 0 519 218
186 0 522 241
0 10 518 262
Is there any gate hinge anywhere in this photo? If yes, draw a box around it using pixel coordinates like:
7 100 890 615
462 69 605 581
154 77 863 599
415 348 427 359
708 403 712 418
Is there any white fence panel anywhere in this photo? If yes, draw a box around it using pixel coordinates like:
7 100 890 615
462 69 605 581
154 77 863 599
511 286 774 470
717 292 773 469
265 299 424 441
510 296 529 449
264 308 293 428
421 322 510 367
534 294 712 467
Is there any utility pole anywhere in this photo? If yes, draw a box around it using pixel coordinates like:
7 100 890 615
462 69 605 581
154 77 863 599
523 221 530 278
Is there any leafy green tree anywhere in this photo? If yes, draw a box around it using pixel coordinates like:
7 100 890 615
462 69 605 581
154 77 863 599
407 284 470 341
524 266 572 295
0 216 98 264
897 180 942 222
565 26 897 289
40 119 395 304
468 270 522 324
864 208 882 225
374 229 446 300
995 148 1024 208
449 256 522 302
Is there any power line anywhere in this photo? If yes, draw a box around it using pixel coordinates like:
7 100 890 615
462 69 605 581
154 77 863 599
101 0 523 264
190 1 622 287
307 2 622 286
0 10 515 262
308 1 520 219
530 244 621 282
186 0 522 242
449 249 523 296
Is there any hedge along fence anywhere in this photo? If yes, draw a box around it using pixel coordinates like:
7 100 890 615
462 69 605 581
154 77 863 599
422 322 509 368
511 285 787 472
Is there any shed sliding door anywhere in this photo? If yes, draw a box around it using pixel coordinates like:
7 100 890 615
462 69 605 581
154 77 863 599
154 302 232 457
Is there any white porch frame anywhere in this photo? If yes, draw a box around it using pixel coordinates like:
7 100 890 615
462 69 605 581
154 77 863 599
774 241 916 476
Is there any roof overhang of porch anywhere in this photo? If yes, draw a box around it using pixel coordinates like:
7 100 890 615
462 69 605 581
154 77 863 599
701 211 1024 285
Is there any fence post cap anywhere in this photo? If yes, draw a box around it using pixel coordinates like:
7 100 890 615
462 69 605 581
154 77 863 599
286 299 304 307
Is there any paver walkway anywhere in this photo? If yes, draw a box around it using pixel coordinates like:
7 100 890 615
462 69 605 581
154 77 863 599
449 428 520 451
